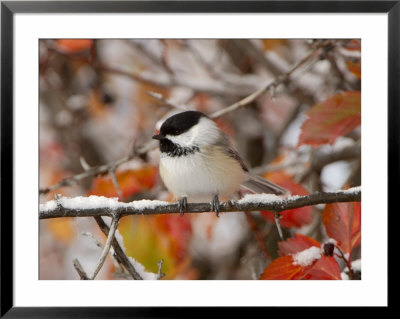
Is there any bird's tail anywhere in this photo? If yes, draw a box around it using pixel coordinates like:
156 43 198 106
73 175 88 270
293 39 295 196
241 174 288 195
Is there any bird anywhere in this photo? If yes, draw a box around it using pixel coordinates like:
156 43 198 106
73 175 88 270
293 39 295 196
152 110 288 217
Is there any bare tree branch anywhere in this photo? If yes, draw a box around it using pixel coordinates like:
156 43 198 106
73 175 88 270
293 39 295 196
39 140 157 195
90 217 119 280
157 259 165 280
93 216 143 280
209 41 325 119
72 258 89 280
39 188 361 220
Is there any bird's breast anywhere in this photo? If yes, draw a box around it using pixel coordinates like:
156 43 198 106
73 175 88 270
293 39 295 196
159 146 246 199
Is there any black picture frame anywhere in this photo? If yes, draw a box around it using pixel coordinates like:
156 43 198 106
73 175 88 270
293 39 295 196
1 1 395 317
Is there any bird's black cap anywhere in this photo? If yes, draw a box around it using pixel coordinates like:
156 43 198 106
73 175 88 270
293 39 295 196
157 111 207 137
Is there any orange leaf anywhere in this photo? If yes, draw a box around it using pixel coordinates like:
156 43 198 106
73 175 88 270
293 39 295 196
278 234 321 256
87 166 157 199
322 202 361 255
46 218 76 244
345 61 361 79
298 91 361 147
261 172 313 228
261 39 287 51
344 39 361 51
118 214 192 277
56 39 93 53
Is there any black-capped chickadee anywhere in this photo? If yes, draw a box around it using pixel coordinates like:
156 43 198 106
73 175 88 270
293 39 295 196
153 111 287 216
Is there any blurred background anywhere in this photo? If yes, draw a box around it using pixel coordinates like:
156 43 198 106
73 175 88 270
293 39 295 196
39 39 361 280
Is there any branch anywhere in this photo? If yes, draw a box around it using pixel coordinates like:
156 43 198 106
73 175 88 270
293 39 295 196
252 142 361 175
39 140 157 195
90 217 119 280
72 258 89 280
208 41 324 119
93 216 143 280
39 187 361 220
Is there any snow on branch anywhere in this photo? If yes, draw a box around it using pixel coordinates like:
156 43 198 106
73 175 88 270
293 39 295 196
39 187 361 220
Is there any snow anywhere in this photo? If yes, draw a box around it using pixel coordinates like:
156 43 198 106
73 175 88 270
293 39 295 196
351 259 361 272
343 186 361 194
292 246 322 266
341 259 361 280
325 238 337 245
321 161 352 191
237 193 283 205
39 200 57 212
128 199 170 211
115 229 159 280
332 136 356 151
127 257 158 280
114 229 126 254
39 195 170 212
341 272 349 280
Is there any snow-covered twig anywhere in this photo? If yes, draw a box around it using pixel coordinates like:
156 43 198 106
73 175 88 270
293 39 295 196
39 187 361 219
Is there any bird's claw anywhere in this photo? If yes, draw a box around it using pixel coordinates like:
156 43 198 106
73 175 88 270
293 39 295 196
178 197 187 217
212 195 220 217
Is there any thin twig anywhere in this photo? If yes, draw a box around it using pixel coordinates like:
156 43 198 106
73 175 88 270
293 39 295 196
90 217 120 280
336 246 354 280
82 231 124 273
157 259 165 280
81 231 103 249
72 258 89 280
146 91 187 110
109 168 123 199
274 213 284 241
244 212 270 259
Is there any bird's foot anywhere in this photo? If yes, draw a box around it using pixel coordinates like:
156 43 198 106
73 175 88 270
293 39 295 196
178 197 187 217
212 195 220 217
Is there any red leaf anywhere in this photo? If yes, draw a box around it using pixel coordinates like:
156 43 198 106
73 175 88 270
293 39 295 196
298 91 361 147
261 253 342 280
302 256 342 280
261 173 313 228
351 202 361 250
322 202 361 255
278 234 321 256
154 214 192 261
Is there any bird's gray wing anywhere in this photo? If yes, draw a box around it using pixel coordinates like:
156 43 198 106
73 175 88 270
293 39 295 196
241 174 288 195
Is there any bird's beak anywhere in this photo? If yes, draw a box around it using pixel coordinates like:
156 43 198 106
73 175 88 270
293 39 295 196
152 134 165 140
